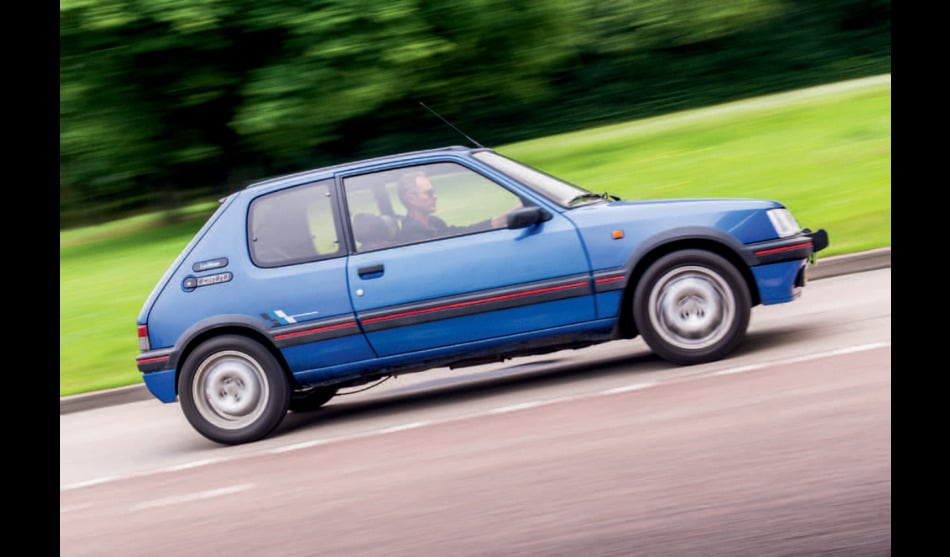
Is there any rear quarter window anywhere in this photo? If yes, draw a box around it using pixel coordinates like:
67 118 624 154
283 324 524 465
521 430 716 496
247 180 341 267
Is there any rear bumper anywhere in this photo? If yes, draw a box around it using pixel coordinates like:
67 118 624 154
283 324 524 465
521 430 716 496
136 348 174 373
142 368 178 403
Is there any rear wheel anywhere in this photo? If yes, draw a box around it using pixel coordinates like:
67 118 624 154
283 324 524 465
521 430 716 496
633 250 751 365
178 335 290 445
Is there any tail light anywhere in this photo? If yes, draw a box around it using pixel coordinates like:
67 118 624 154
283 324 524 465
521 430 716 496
137 325 151 352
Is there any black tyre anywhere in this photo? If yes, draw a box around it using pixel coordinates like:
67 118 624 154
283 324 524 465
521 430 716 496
178 335 291 445
633 250 751 365
289 386 338 412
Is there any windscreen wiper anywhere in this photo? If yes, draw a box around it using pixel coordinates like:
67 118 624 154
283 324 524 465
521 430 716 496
567 192 620 206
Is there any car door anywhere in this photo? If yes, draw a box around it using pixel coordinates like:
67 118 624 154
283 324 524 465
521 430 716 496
241 179 378 375
342 159 595 357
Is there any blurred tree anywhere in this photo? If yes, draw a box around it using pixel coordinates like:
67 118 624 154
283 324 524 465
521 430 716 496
60 1 168 221
231 0 583 162
59 0 889 227
583 0 780 54
60 0 278 223
60 0 582 225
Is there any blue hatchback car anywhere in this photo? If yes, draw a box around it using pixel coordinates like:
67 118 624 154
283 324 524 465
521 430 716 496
136 146 828 445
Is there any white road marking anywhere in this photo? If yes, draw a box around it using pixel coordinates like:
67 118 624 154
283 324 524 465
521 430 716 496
60 503 93 514
602 382 657 395
130 483 255 511
378 421 432 434
166 458 223 471
61 342 890 492
489 401 547 414
64 477 119 490
271 438 334 453
711 342 891 376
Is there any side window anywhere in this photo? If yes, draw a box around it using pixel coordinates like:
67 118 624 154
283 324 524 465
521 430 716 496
343 172 400 253
343 162 522 251
248 180 341 267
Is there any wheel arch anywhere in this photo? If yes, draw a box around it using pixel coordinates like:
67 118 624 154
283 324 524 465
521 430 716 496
615 235 759 338
168 318 295 398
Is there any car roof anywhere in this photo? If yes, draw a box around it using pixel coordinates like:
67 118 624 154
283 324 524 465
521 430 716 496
244 145 480 191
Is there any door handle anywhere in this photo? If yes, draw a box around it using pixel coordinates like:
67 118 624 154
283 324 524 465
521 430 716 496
358 264 384 278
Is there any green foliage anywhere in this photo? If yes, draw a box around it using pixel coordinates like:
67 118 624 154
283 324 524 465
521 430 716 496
581 0 782 55
230 0 581 159
60 80 890 396
59 0 890 226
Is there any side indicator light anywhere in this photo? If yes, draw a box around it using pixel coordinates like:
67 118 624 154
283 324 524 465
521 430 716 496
612 230 624 239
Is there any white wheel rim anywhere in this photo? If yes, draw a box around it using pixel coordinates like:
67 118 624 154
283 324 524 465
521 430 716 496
648 265 735 351
192 350 270 430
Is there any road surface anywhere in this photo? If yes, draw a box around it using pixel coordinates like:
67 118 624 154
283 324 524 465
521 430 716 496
61 266 890 556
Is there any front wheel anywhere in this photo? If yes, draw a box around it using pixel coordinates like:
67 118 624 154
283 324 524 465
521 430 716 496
178 335 290 445
633 250 751 365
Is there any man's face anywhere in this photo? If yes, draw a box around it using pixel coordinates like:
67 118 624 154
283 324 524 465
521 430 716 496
409 176 438 214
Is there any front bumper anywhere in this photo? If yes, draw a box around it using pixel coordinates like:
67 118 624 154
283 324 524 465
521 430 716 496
744 228 829 305
744 228 829 266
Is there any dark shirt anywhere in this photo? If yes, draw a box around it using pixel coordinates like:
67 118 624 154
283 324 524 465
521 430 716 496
396 215 492 243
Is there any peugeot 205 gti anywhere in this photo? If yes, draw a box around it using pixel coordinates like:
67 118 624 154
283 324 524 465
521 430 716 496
136 146 829 445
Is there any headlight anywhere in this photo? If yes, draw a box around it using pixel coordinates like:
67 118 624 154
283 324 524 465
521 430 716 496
767 208 801 238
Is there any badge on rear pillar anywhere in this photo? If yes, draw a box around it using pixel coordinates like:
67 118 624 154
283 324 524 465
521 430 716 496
193 258 229 272
183 272 233 291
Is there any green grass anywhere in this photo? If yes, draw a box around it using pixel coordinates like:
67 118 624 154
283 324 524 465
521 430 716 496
59 75 891 396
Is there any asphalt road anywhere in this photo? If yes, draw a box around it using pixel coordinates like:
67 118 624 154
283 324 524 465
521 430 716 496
59 247 891 415
60 263 891 556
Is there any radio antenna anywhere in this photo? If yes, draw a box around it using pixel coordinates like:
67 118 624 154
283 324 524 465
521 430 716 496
419 101 485 148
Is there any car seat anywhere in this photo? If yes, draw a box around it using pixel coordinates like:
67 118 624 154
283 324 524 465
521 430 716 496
252 211 319 266
353 213 395 251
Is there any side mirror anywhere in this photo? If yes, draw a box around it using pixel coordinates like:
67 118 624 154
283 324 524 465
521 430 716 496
506 206 551 229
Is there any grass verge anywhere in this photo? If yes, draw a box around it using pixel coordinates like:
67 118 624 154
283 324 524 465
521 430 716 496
60 75 891 396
